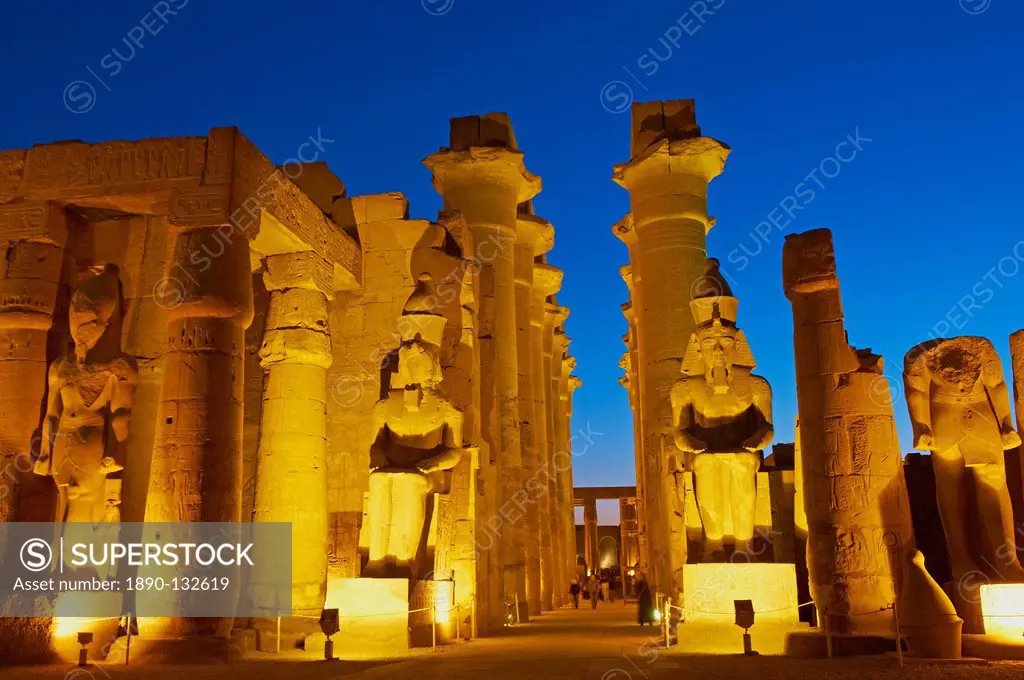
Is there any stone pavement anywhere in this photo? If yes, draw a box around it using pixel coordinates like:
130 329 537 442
4 603 1024 680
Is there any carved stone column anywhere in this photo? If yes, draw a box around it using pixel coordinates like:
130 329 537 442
612 101 728 599
583 499 599 574
252 252 332 627
425 115 541 621
1010 330 1024 535
0 202 68 523
567 373 583 581
1012 331 1024 433
619 262 648 575
144 208 254 638
532 264 562 609
545 311 569 589
783 228 916 635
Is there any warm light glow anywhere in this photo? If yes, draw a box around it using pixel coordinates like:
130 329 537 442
433 587 452 623
54 617 90 639
628 569 635 577
653 609 662 622
980 583 1024 640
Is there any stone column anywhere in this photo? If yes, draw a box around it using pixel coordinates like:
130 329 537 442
1008 330 1024 558
546 314 569 587
566 373 583 581
619 262 649 575
424 115 541 621
0 202 68 523
1012 331 1024 432
252 252 332 626
543 304 566 598
612 100 728 599
532 263 562 610
583 499 599 574
144 211 254 638
514 214 552 616
782 228 915 635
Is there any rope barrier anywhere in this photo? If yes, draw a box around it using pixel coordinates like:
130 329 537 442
292 602 474 620
670 600 817 616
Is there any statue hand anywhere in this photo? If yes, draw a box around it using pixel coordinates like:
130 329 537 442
32 452 51 476
416 459 439 474
913 431 935 451
1001 430 1022 450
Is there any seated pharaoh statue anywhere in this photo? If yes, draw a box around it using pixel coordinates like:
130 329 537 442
34 264 136 527
364 274 465 579
671 259 773 561
904 337 1024 585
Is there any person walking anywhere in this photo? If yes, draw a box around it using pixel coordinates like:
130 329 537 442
635 573 655 626
588 574 600 610
569 579 581 609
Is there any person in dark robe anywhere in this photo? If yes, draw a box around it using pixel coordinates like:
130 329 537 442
635 573 656 625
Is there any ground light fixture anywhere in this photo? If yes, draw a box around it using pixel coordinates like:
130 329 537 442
734 600 757 656
76 631 93 667
319 608 340 661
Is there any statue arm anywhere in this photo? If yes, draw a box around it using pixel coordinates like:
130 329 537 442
418 403 464 474
109 359 137 443
368 401 389 471
903 362 935 450
742 376 774 452
670 379 706 454
34 363 63 476
981 352 1021 449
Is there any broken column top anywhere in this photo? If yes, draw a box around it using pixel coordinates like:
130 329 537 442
449 113 519 151
782 228 839 296
630 99 702 158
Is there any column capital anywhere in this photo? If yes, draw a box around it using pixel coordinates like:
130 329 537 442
621 301 634 323
424 146 541 204
533 264 563 299
516 213 554 256
619 264 633 291
612 213 636 246
545 303 570 328
568 375 583 393
613 136 729 190
263 251 334 299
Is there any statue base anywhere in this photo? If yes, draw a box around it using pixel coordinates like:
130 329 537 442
307 577 409 658
682 563 799 624
979 583 1024 639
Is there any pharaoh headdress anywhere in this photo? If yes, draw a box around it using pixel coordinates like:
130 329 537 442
395 273 447 388
680 259 756 376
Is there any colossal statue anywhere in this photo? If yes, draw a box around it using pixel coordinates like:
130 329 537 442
671 259 773 560
34 265 136 524
903 337 1024 584
364 274 465 579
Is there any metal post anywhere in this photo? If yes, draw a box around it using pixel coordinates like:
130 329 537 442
276 615 281 654
125 620 131 667
892 604 903 668
432 605 437 650
822 606 833 659
514 592 521 624
663 597 671 648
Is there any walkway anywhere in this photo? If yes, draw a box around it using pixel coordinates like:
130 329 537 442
6 603 1024 679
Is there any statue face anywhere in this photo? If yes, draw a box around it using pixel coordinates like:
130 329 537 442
397 340 441 388
69 294 112 357
696 323 738 392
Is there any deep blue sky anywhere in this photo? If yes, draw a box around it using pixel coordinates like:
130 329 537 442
4 1 1023 523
